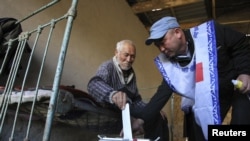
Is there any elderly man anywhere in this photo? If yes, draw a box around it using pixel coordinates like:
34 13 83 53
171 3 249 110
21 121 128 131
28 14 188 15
87 39 169 141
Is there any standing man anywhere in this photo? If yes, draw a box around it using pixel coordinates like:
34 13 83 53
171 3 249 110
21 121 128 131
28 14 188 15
87 39 169 141
133 16 250 141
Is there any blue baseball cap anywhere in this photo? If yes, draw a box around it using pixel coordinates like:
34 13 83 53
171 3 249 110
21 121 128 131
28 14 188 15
145 16 180 45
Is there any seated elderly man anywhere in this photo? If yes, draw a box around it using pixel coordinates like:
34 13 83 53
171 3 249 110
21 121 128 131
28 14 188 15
87 39 169 141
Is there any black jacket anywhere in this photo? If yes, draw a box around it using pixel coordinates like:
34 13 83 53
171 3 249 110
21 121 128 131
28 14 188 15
137 21 250 122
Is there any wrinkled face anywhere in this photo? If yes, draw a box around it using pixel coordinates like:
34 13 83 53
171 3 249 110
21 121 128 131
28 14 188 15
115 43 136 70
153 28 186 59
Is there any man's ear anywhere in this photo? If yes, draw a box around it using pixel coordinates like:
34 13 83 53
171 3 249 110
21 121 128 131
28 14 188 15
174 28 182 38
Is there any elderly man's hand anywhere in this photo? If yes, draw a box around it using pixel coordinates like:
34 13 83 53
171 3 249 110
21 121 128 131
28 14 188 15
112 91 127 110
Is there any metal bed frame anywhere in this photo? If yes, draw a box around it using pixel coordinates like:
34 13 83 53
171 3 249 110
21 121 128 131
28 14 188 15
0 1 78 141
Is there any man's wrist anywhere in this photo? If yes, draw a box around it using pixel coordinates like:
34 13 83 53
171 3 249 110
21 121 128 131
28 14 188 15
109 91 118 103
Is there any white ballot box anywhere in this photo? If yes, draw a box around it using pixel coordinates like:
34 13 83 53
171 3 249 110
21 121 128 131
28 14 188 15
98 104 159 141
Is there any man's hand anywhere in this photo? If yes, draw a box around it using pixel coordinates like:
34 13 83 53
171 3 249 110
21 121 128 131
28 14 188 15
112 91 127 110
119 118 144 137
160 110 167 119
131 118 144 135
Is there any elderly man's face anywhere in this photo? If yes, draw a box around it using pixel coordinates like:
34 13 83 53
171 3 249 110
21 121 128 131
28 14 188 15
116 43 136 70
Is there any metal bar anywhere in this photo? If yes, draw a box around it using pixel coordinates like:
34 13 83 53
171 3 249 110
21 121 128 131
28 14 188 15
0 39 26 134
10 29 41 140
9 37 30 141
16 0 61 24
42 0 78 140
24 20 56 141
170 94 174 141
0 39 17 75
0 41 22 120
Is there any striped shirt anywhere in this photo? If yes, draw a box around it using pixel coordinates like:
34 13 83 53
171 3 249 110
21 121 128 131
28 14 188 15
87 57 146 110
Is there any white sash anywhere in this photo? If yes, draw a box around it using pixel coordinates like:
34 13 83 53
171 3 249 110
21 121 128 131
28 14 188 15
154 20 221 140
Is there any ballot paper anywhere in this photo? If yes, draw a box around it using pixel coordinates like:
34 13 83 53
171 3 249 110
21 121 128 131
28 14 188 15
122 103 133 140
98 103 154 141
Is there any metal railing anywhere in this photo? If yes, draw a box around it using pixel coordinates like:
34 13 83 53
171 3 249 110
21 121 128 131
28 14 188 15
0 0 78 140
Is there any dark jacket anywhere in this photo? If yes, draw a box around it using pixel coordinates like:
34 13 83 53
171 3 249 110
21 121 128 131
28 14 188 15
138 21 250 122
0 18 31 76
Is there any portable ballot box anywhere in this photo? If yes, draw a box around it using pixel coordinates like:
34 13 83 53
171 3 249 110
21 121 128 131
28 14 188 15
98 104 159 141
98 136 152 141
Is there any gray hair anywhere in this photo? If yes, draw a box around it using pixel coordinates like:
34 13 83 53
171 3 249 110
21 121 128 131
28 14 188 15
116 39 135 52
